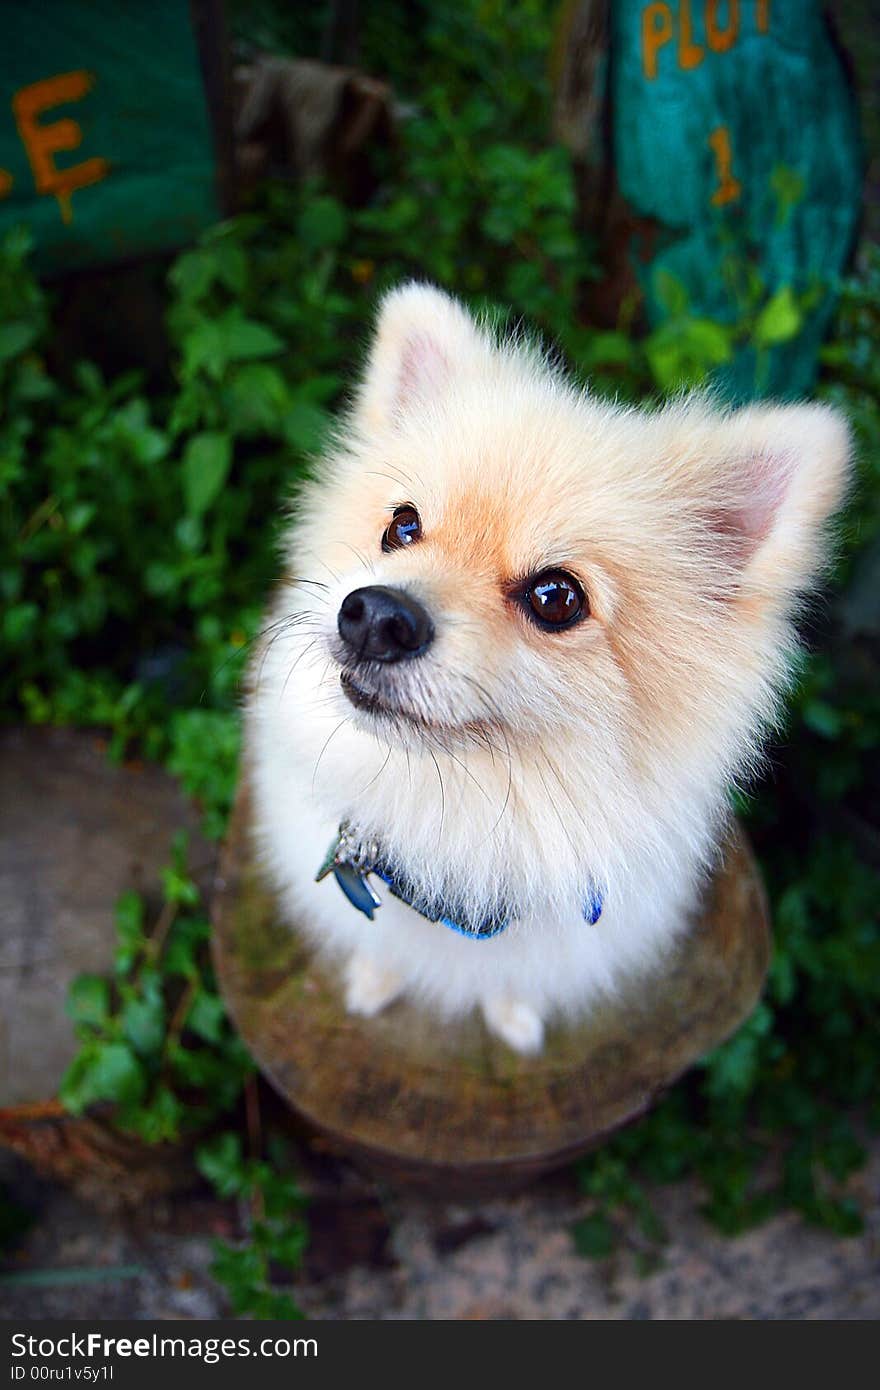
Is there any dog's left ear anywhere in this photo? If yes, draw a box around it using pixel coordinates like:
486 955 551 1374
355 282 486 431
696 402 852 602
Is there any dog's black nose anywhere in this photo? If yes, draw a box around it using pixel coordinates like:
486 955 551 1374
338 585 434 663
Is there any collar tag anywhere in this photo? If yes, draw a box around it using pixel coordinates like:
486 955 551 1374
315 824 383 920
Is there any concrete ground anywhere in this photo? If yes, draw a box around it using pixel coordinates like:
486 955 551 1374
2 1142 878 1320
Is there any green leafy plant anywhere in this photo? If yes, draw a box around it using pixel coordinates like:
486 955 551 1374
4 0 877 1289
197 1132 307 1319
59 835 307 1317
60 832 251 1138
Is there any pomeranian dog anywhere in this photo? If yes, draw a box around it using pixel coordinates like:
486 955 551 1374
246 284 849 1054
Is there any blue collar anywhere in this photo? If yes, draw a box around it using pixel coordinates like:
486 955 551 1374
316 823 603 938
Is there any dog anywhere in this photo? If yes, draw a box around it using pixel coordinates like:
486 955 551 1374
245 283 850 1053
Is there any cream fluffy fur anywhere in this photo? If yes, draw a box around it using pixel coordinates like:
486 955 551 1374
246 283 850 1054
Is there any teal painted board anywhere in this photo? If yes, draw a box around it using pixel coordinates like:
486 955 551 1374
611 0 862 399
0 1 220 273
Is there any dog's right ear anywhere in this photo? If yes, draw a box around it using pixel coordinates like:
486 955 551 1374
354 282 486 431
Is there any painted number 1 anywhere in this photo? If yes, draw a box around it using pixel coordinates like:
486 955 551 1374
708 125 741 206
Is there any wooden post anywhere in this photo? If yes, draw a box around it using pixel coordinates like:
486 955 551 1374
212 779 771 1196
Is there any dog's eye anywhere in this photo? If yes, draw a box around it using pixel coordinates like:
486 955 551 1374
382 504 422 553
524 570 586 628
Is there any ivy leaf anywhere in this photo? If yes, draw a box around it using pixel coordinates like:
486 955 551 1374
0 320 38 362
127 1085 185 1144
221 313 285 363
181 319 226 379
297 196 347 251
571 1213 616 1259
653 268 689 318
169 249 220 303
114 891 146 975
66 975 110 1028
645 317 731 390
122 972 166 1056
182 432 232 517
224 363 291 435
2 602 39 645
163 914 210 979
197 1131 246 1197
282 400 329 454
258 1222 307 1268
581 331 636 368
753 286 802 348
186 989 227 1043
802 699 844 739
702 1004 773 1099
59 1042 146 1113
182 311 284 380
815 1197 863 1237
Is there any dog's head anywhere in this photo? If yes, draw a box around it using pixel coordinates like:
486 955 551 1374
269 284 850 903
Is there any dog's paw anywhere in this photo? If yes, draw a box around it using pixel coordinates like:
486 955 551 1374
482 995 544 1055
344 952 404 1017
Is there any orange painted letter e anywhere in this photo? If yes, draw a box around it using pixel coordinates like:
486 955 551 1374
13 70 109 225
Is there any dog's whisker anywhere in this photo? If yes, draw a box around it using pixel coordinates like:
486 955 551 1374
485 720 515 839
427 747 446 846
311 718 349 795
314 557 343 585
254 613 320 693
365 470 416 491
202 615 292 700
534 760 581 862
367 460 417 490
539 747 591 828
334 540 376 576
280 576 331 596
279 637 325 703
356 744 393 798
431 733 490 803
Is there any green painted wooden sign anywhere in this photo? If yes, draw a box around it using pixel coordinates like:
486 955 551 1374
611 0 862 398
0 0 219 273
